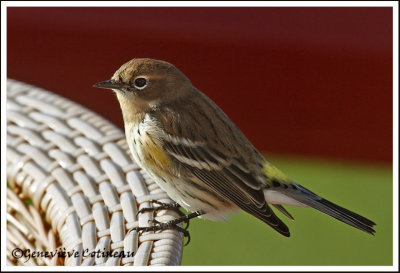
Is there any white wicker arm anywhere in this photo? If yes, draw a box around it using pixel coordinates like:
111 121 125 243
6 79 184 266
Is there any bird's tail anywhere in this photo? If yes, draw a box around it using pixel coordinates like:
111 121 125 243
263 182 376 235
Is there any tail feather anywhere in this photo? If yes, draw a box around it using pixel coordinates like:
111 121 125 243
272 204 295 221
265 182 376 235
314 197 376 234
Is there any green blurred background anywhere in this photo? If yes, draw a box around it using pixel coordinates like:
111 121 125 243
181 155 392 266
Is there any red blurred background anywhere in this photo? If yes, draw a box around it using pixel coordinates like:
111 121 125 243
7 7 393 163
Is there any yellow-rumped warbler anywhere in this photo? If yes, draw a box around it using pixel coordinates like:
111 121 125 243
94 58 375 238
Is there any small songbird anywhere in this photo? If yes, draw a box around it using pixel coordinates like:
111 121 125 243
94 58 375 238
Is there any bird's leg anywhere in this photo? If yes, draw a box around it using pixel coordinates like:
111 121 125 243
137 200 189 229
130 210 204 246
137 200 181 214
150 219 192 245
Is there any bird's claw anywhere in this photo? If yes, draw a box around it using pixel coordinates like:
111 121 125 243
136 200 182 216
129 219 191 245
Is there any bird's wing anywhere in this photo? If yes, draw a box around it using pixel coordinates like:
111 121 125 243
163 137 290 236
151 95 290 236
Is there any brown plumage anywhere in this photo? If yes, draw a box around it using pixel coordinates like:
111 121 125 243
94 58 376 238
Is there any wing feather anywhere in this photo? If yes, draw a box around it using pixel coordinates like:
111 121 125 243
149 96 290 236
162 134 290 236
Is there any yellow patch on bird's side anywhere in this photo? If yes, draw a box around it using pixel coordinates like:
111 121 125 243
142 137 171 170
262 162 290 182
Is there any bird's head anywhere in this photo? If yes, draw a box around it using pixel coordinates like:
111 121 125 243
94 58 192 113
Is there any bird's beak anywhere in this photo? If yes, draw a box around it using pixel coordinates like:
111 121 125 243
93 80 125 90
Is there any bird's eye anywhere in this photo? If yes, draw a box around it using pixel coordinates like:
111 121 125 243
134 77 147 89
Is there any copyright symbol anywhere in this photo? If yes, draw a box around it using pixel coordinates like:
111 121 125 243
12 248 23 259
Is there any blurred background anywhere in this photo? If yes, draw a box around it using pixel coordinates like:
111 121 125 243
7 6 393 265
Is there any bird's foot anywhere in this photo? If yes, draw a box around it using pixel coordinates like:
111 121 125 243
130 210 204 246
137 200 189 229
130 219 191 245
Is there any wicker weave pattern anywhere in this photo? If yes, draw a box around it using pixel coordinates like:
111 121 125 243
6 79 184 266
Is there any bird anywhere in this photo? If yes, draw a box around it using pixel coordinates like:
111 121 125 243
94 58 376 239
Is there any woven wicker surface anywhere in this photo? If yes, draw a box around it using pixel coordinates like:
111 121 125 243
6 79 184 266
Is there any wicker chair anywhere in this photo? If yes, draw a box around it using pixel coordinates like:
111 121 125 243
6 79 184 266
